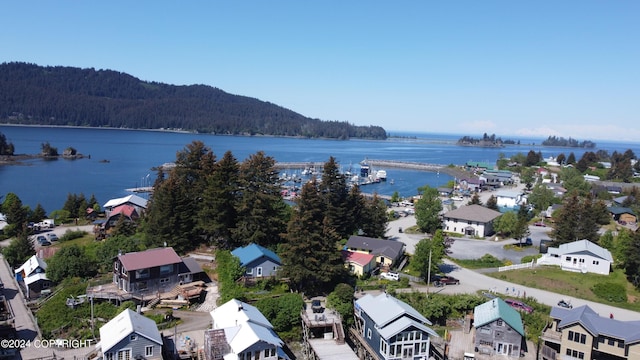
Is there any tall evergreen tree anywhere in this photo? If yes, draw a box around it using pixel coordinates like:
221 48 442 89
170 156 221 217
1 232 34 268
485 195 499 211
360 194 388 238
280 180 346 294
346 184 367 236
233 151 287 248
320 157 351 239
415 185 443 234
1 192 28 237
198 150 240 248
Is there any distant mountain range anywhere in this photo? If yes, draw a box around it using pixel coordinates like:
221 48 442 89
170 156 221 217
0 62 386 140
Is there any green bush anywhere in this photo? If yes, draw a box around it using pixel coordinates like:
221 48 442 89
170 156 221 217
592 282 626 303
60 229 88 242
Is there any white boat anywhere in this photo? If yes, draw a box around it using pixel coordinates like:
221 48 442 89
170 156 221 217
376 169 387 181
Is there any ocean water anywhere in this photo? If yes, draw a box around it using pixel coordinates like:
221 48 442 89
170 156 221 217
1 125 638 212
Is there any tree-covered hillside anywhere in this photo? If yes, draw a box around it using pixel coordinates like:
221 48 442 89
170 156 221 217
0 62 386 140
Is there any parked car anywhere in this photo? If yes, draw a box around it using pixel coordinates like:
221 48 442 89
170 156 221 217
533 221 546 227
47 233 59 242
505 298 534 313
36 235 47 243
380 272 400 281
436 275 460 285
557 299 573 309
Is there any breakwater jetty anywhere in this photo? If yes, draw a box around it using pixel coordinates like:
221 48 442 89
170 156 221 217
275 159 471 179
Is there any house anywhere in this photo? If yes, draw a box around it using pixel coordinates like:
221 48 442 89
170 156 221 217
345 235 405 268
341 250 376 277
14 255 52 299
97 309 163 360
231 243 281 278
441 204 502 237
541 305 640 360
607 206 637 224
458 178 485 192
473 298 526 357
103 194 148 218
545 183 566 197
205 298 289 360
545 204 563 218
113 247 203 294
536 239 613 275
437 187 453 197
354 293 438 360
482 170 515 187
494 190 526 209
104 204 140 232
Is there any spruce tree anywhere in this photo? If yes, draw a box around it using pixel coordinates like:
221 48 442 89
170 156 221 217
198 150 240 248
415 185 443 234
233 151 287 248
280 180 346 294
320 157 351 239
360 194 388 238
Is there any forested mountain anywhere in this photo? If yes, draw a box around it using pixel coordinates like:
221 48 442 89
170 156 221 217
0 62 386 140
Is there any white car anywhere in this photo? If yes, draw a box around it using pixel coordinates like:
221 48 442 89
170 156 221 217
380 272 400 281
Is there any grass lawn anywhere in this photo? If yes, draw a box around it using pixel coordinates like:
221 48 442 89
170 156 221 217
487 266 640 312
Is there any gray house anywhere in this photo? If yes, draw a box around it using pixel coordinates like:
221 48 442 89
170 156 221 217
354 293 438 360
231 243 281 278
98 309 163 360
474 298 525 357
345 235 405 268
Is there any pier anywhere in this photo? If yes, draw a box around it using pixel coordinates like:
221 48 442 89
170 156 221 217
275 159 447 171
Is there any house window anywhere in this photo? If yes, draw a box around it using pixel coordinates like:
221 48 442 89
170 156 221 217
247 268 253 274
117 349 131 360
579 258 585 263
608 338 615 346
121 267 127 275
115 262 119 270
380 339 387 355
565 256 572 261
257 267 263 277
263 348 276 357
160 264 173 275
129 334 137 341
105 352 114 360
367 328 372 339
136 269 150 279
145 345 153 357
159 278 170 284
593 260 599 265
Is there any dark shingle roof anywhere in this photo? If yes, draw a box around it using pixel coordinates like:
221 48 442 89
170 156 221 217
551 305 640 344
346 236 404 260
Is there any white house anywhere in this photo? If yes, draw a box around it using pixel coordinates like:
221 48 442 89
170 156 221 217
495 190 526 209
442 204 502 237
103 194 148 218
98 309 163 360
205 298 289 360
536 239 613 275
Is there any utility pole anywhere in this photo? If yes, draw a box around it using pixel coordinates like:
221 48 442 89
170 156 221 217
426 248 432 296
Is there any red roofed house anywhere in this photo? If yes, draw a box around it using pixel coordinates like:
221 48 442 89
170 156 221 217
342 250 376 277
104 204 139 232
114 247 195 294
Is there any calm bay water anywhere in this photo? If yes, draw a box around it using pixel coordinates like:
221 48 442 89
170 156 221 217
1 125 639 212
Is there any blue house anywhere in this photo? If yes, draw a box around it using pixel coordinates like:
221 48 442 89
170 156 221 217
231 243 282 278
354 293 438 360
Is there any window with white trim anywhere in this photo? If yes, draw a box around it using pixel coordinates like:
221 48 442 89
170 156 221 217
145 345 153 357
367 328 372 339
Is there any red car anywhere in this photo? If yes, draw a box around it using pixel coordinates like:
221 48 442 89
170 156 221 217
505 298 533 314
533 222 546 227
435 276 460 285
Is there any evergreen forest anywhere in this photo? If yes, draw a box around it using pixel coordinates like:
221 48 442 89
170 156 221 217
0 62 387 140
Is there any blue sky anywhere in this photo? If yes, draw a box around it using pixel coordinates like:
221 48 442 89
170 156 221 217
2 1 639 141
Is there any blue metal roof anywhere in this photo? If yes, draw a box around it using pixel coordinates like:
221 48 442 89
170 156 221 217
231 243 281 266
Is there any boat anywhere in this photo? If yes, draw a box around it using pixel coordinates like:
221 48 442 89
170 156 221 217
376 169 387 181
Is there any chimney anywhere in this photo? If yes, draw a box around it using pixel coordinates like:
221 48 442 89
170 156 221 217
238 305 243 312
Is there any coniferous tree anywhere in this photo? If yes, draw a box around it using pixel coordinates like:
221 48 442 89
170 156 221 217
280 180 346 294
567 152 576 165
411 230 446 281
415 185 443 234
233 151 287 248
198 150 240 248
29 203 47 223
1 232 34 268
320 157 351 239
346 184 367 236
1 192 28 237
360 194 388 238
485 195 499 211
468 193 482 206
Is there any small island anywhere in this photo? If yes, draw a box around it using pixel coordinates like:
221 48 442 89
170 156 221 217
541 136 596 148
457 133 517 148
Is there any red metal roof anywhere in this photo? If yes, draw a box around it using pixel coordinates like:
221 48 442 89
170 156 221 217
118 247 182 271
342 250 375 267
110 204 138 218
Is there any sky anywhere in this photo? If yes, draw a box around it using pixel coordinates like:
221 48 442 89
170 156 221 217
2 1 639 141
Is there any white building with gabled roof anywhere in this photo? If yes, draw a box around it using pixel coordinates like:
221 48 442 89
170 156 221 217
97 309 163 360
536 239 613 275
205 298 289 360
103 194 148 218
